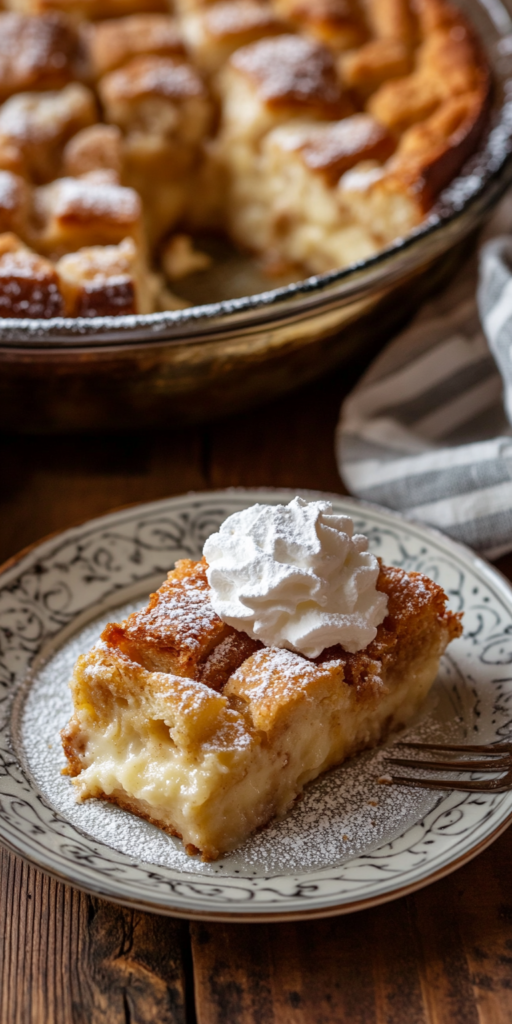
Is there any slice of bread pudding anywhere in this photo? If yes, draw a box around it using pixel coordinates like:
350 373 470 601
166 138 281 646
62 555 462 860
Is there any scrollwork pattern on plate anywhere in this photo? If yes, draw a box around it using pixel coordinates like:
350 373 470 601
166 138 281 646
0 490 512 918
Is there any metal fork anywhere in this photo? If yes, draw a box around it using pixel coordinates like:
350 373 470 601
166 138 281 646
381 740 512 793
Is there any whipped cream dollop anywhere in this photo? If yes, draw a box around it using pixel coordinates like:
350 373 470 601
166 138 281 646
203 496 388 658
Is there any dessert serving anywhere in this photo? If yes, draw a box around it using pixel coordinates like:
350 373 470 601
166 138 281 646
0 0 491 317
61 497 462 861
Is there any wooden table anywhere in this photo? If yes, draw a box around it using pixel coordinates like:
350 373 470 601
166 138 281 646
2 360 512 1024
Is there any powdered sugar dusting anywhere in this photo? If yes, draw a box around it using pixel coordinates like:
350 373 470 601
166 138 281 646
231 645 342 704
125 568 222 652
20 598 470 877
46 177 141 224
0 84 91 144
110 56 205 100
206 0 280 36
231 34 342 106
202 632 237 669
271 116 391 178
0 12 76 86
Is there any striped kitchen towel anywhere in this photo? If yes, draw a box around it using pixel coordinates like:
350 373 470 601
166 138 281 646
336 194 512 559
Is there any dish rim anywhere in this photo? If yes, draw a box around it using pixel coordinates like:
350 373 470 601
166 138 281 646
1 0 512 346
1 815 511 922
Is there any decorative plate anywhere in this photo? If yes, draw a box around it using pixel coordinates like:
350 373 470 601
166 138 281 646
1 489 512 922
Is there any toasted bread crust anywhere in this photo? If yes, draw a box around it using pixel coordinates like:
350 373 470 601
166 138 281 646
268 114 396 185
229 34 350 115
88 555 462 701
101 557 234 676
62 553 462 859
85 14 185 79
318 562 462 694
0 231 65 316
0 12 81 100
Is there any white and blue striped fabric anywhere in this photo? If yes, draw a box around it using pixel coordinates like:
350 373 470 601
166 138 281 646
336 195 512 559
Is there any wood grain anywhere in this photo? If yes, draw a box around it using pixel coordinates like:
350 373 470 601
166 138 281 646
0 367 352 1022
0 848 191 1024
0 365 353 567
1 359 512 1023
191 825 512 1024
0 426 207 566
206 370 352 494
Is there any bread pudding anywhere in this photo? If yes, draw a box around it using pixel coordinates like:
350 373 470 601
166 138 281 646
0 0 491 317
62 499 462 860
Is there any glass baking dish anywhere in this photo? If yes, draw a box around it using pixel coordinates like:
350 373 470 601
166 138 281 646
2 0 512 432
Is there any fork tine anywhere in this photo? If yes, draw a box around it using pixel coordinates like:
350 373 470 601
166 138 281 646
386 755 511 772
386 771 512 793
395 741 512 754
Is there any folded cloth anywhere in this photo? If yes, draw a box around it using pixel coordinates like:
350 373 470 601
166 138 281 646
336 194 512 560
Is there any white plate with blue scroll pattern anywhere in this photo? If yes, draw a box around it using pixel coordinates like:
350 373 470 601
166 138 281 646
2 488 512 922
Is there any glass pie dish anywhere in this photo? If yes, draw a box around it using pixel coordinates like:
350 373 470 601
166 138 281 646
2 0 512 433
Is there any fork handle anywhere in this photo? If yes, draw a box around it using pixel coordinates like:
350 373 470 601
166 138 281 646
388 772 512 793
386 756 511 772
395 741 512 754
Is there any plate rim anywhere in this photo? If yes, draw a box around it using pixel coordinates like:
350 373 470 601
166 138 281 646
2 486 512 922
1 811 511 923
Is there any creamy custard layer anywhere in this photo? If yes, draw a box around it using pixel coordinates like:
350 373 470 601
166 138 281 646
64 637 446 859
62 557 463 859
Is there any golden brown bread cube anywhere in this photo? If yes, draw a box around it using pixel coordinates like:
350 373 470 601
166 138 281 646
216 26 354 234
31 171 145 258
84 13 185 79
182 0 286 75
0 12 81 100
390 90 490 209
98 54 211 145
101 558 237 677
337 160 424 244
99 54 213 240
274 0 368 52
0 84 97 183
267 114 395 186
337 83 489 247
340 38 413 97
369 74 441 133
62 124 124 178
236 115 393 272
56 236 155 315
0 231 64 316
221 34 351 137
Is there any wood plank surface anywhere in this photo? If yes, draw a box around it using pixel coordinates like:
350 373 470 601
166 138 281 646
1 360 512 1023
0 847 191 1024
0 365 351 567
191 824 512 1024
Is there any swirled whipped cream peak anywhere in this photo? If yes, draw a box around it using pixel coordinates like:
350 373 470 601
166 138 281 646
203 496 388 658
